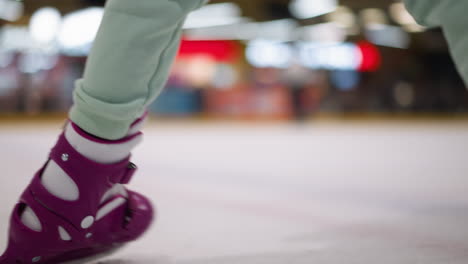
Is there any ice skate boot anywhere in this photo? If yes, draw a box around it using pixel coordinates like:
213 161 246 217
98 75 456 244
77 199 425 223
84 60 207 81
0 117 153 264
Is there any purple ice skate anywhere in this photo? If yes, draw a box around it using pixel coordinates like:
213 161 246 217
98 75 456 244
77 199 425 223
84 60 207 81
0 122 154 264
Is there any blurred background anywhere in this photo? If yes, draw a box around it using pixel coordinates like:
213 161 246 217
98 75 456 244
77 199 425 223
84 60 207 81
1 0 467 120
2 1 468 262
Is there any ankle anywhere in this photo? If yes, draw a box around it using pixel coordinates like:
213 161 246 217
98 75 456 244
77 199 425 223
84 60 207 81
65 122 143 164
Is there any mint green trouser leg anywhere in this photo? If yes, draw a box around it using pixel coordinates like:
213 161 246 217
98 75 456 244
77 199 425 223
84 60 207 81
405 0 468 87
69 0 206 140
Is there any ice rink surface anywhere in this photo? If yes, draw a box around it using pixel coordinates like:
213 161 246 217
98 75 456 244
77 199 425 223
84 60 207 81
1 120 468 263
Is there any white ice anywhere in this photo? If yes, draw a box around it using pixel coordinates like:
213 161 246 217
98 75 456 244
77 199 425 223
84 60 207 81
1 121 468 264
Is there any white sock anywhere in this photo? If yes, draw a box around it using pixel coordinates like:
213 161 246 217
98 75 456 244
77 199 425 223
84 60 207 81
22 118 146 231
64 122 143 164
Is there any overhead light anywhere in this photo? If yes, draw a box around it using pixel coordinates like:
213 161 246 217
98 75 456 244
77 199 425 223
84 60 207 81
389 2 426 32
289 0 337 19
184 16 245 29
184 3 243 29
0 25 35 51
360 8 388 28
0 0 23 21
184 19 297 42
402 24 425 33
29 7 62 44
183 22 251 40
298 42 361 70
246 39 293 69
389 2 416 25
58 7 104 54
365 24 410 49
254 19 297 41
326 6 356 28
325 6 359 35
298 42 381 72
298 22 347 43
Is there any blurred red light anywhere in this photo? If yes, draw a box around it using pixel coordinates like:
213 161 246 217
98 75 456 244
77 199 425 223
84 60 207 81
178 39 240 62
357 41 381 72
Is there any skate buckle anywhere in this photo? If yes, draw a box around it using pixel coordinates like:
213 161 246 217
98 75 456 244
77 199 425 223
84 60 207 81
120 162 137 184
108 162 137 185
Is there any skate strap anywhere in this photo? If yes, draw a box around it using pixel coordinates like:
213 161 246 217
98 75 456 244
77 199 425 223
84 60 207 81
27 133 137 230
50 133 137 185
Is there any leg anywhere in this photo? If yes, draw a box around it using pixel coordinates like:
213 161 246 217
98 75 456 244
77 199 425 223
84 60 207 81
71 0 206 140
1 0 205 263
405 0 468 86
